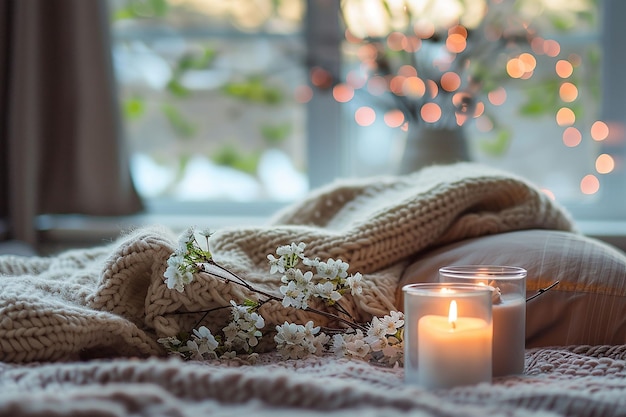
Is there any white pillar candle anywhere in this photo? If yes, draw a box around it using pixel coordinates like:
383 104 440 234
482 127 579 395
492 294 526 376
439 266 527 377
417 300 492 389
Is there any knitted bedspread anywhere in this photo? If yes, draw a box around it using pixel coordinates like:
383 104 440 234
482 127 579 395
1 346 625 417
2 163 624 416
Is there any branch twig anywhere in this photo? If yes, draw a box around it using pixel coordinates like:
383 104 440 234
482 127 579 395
526 280 560 303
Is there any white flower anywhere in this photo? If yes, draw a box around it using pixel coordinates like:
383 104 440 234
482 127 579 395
312 281 342 303
280 280 308 309
367 316 387 339
275 322 308 359
276 242 306 258
193 326 219 351
380 311 404 335
178 227 195 247
157 336 183 353
164 254 194 292
280 269 313 309
223 302 265 351
331 330 370 359
346 272 363 295
315 258 349 280
267 254 285 274
198 228 212 238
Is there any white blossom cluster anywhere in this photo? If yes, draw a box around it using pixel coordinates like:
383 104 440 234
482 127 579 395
159 230 404 367
268 242 364 310
163 227 212 293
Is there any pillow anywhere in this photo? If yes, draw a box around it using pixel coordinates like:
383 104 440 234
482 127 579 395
398 229 626 348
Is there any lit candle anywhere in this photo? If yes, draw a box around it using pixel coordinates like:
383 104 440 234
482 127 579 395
439 266 527 377
417 300 492 389
491 292 525 377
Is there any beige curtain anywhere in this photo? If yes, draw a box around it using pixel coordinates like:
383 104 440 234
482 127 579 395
0 0 143 246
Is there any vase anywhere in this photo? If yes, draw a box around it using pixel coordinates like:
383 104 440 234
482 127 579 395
396 125 470 174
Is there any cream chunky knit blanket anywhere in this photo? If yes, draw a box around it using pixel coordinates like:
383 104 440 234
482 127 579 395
0 163 575 363
4 163 626 417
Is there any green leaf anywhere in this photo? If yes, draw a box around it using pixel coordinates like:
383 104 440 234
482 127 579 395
161 104 196 138
261 123 292 144
478 129 511 157
166 79 190 98
177 48 217 72
123 97 145 120
222 78 283 105
211 144 260 175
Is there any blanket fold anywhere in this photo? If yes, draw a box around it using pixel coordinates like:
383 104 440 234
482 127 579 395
0 163 575 362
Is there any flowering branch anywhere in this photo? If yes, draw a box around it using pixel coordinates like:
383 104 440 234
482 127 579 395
158 227 404 366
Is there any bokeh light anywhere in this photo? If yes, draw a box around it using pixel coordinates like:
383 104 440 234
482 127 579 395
562 127 582 147
446 33 467 53
543 39 561 57
403 77 426 98
294 85 313 103
487 87 507 106
384 109 405 128
596 154 615 174
555 60 574 78
559 82 578 102
310 66 333 89
332 84 354 103
556 107 576 126
421 102 442 123
441 72 461 92
355 106 376 126
580 174 600 195
591 121 610 141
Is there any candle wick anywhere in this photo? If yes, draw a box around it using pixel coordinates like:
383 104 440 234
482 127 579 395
450 321 456 330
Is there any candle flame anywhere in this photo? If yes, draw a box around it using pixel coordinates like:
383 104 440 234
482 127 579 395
448 300 457 329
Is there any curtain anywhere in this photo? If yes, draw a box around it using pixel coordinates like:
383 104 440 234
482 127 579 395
0 0 143 246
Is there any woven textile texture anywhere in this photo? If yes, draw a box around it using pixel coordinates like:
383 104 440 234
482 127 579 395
0 346 625 417
0 163 575 363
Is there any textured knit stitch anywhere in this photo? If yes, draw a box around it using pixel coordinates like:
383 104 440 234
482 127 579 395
0 346 625 417
0 163 575 363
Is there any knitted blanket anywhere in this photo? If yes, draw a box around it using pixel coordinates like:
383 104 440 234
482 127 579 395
0 163 575 363
1 346 625 417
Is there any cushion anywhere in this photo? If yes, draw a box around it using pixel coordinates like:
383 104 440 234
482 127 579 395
398 229 626 348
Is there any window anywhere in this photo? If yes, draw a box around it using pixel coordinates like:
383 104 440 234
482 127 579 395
108 0 623 224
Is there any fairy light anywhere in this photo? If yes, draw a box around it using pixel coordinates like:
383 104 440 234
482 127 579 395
403 36 422 53
441 72 461 92
333 84 355 103
559 82 578 102
446 33 467 53
389 76 406 95
387 32 406 52
384 109 405 128
355 106 376 126
476 116 494 132
294 85 313 103
543 39 561 57
591 121 609 141
580 175 600 195
487 87 507 106
556 107 576 126
421 102 442 123
562 127 582 147
310 67 333 89
596 154 615 174
555 60 574 78
403 77 426 98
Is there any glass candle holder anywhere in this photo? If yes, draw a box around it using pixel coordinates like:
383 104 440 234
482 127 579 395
402 283 493 389
439 265 527 378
